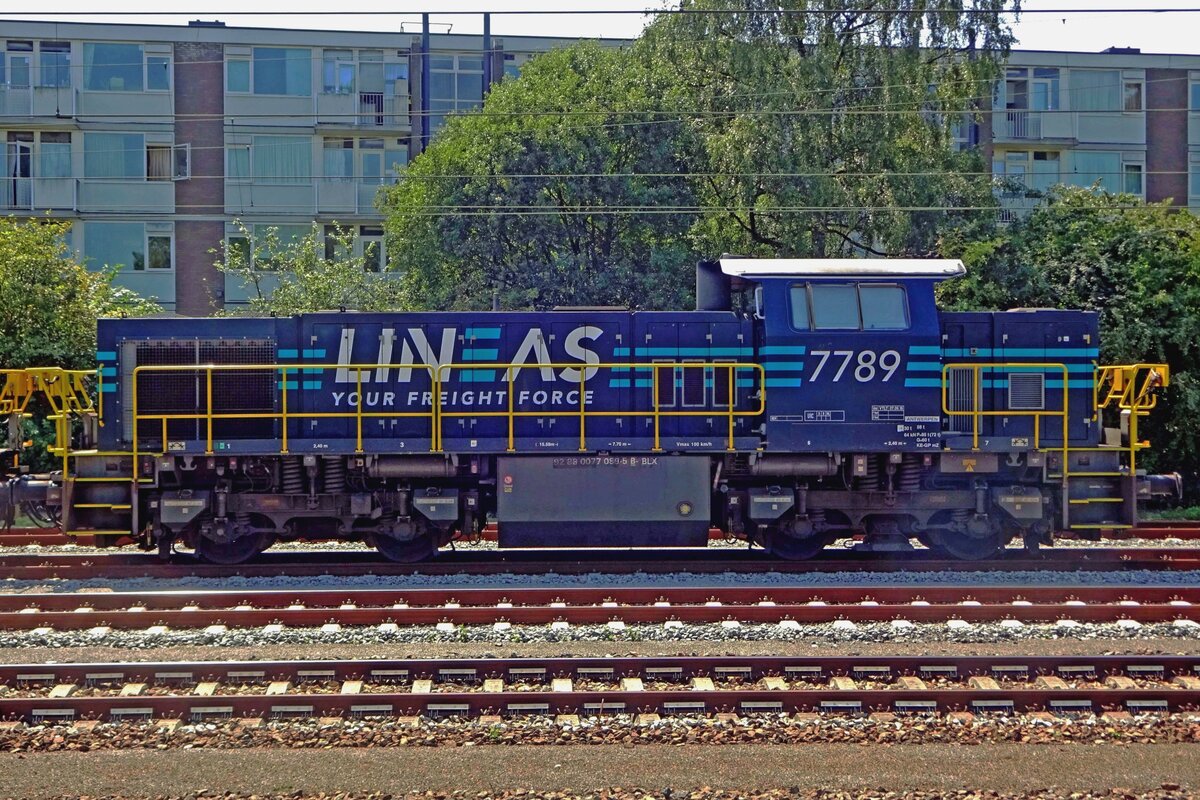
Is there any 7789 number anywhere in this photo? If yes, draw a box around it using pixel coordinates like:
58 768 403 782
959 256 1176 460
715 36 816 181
809 349 901 382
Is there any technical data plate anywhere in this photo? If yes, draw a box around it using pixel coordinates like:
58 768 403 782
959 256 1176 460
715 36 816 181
496 454 711 547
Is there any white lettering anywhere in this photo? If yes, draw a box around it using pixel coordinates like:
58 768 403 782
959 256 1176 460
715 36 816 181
509 329 555 382
559 325 602 383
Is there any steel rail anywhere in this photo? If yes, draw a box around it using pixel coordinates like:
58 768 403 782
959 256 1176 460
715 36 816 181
0 586 1197 632
2 546 1200 581
1 655 1198 723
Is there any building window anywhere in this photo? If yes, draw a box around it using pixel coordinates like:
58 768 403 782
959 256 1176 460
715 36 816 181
84 132 145 179
1123 80 1143 112
38 132 71 178
226 144 250 181
147 234 173 270
243 224 311 270
226 58 250 93
1123 163 1144 195
85 222 144 271
147 56 170 91
429 54 484 129
1191 82 1200 112
252 47 311 96
1189 162 1200 199
1031 68 1060 110
322 137 354 179
360 226 385 272
4 41 32 89
83 43 144 91
250 135 310 184
322 49 354 94
38 42 70 88
1070 69 1121 112
1070 151 1121 192
146 144 172 181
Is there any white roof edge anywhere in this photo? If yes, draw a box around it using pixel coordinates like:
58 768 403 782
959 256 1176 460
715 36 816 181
718 258 966 278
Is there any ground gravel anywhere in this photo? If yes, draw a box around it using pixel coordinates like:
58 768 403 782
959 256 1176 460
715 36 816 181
8 791 1197 800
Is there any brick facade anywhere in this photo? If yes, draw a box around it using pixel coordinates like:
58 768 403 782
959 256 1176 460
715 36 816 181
1145 68 1189 206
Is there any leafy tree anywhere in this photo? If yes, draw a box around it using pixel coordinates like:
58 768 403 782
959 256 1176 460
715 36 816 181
215 221 405 315
0 217 158 370
940 187 1200 477
382 41 698 311
641 0 1016 259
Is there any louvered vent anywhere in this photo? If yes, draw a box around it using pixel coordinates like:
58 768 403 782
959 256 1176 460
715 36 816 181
1008 372 1045 411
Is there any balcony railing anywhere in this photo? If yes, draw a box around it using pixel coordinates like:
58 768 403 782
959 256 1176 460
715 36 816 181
999 110 1042 140
0 177 76 212
357 92 407 127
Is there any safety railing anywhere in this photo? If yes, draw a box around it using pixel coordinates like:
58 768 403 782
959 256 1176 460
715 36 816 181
434 362 766 452
941 363 1070 453
1092 363 1170 476
130 363 441 459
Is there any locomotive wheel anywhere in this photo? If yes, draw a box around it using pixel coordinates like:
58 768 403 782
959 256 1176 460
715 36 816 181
370 531 437 563
196 531 274 565
927 530 1005 561
765 528 833 560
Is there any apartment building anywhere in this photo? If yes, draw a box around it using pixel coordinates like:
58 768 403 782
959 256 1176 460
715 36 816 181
2 19 1200 314
0 19 562 313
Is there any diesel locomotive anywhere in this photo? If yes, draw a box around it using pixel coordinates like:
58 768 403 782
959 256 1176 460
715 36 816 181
0 258 1171 563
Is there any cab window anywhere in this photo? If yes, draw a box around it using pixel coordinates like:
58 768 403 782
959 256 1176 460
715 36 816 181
859 284 909 330
788 284 811 329
810 284 861 330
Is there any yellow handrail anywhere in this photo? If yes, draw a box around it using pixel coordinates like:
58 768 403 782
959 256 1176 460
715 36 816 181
434 361 766 452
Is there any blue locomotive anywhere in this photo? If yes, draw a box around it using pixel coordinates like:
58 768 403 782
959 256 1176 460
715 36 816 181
2 259 1169 563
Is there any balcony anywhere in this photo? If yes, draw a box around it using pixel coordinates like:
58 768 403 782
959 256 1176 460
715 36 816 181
0 177 76 212
316 178 389 215
992 110 1078 143
0 85 75 119
316 91 410 130
77 179 174 213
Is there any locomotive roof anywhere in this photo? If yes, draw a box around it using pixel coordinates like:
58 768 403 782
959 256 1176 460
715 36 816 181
718 258 966 278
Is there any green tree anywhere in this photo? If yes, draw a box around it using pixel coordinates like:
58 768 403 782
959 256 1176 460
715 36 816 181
382 41 698 311
0 217 157 370
215 221 405 315
642 0 1016 259
940 187 1200 477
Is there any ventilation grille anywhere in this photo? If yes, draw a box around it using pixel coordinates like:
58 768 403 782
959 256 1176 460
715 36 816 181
946 366 975 433
126 339 276 444
1008 372 1046 411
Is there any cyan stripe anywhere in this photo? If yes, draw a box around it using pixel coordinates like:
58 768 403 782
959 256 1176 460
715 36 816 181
98 366 116 377
277 348 299 359
301 368 322 375
760 345 807 355
277 380 299 390
736 378 755 388
96 350 117 362
904 378 942 388
942 347 1099 358
609 379 631 388
99 383 116 393
459 370 498 382
765 377 802 388
940 364 1095 374
906 362 942 372
302 348 327 358
461 348 499 360
634 378 654 388
1049 379 1095 389
907 345 941 355
763 362 806 372
613 346 631 357
465 327 502 339
635 346 754 357
301 380 322 390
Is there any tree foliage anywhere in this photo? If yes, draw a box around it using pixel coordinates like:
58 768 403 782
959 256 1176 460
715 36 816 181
383 42 697 311
215 222 405 315
0 217 158 370
940 187 1200 477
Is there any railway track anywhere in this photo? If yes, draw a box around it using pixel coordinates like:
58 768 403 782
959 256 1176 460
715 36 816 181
1 655 1198 724
2 545 1200 581
0 585 1197 633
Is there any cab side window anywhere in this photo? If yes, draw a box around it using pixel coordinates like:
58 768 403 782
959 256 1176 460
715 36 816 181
859 285 909 330
810 284 861 330
788 284 811 330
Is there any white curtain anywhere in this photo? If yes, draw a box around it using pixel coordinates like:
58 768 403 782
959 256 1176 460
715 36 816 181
1070 70 1120 112
84 133 143 179
252 136 310 184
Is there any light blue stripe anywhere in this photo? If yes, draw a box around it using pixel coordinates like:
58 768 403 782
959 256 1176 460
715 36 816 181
465 327 502 339
904 378 942 388
98 366 116 377
302 380 322 390
941 364 1094 374
96 350 117 362
609 379 631 388
736 378 755 388
459 370 498 382
301 368 322 375
461 348 499 360
907 345 941 355
634 379 654 388
942 347 1099 358
1048 380 1095 389
760 345 807 355
277 348 299 359
99 383 117 393
302 348 327 358
763 362 806 372
635 347 754 357
765 378 802 388
906 362 942 371
613 347 631 357
277 380 299 390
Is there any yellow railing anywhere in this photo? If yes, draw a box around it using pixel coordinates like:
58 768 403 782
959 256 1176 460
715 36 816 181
941 362 1070 455
130 361 765 458
1092 363 1170 477
434 362 766 452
